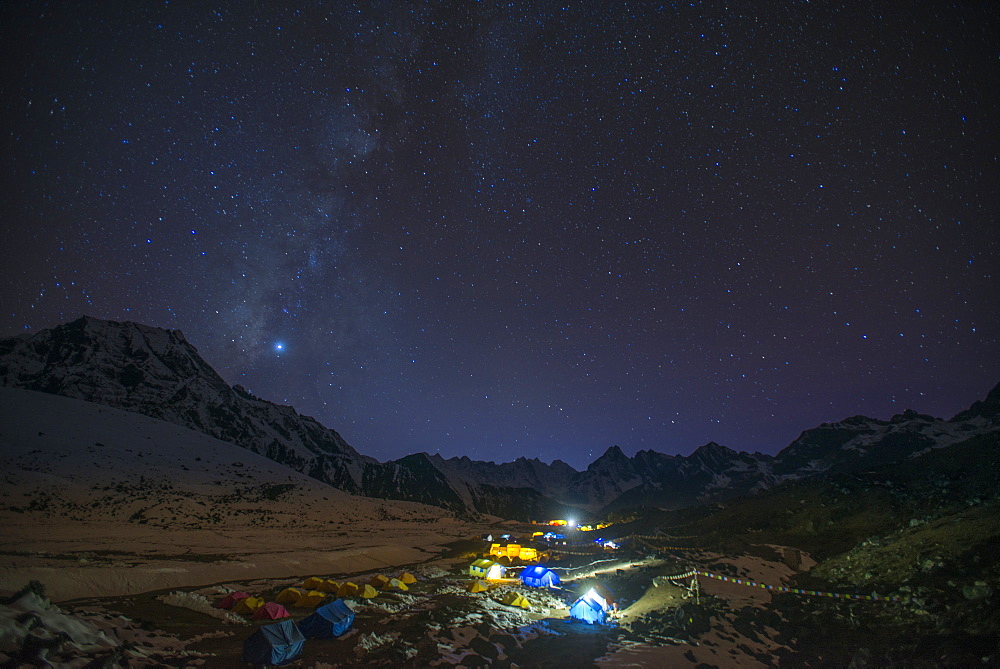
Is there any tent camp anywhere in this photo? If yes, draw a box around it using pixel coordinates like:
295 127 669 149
216 591 250 609
520 566 561 589
251 602 291 621
317 579 340 593
358 584 378 599
466 579 490 593
490 543 538 561
303 577 326 590
337 582 359 598
299 599 355 639
469 559 506 580
233 596 265 615
500 592 531 609
242 620 305 667
399 572 418 585
369 574 390 589
386 578 409 591
293 590 327 608
569 596 607 625
275 587 304 605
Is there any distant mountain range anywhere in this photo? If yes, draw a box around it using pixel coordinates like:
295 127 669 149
2 316 997 520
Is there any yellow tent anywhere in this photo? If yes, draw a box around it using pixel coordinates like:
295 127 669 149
303 576 325 590
369 574 390 589
501 592 530 609
358 584 378 599
490 543 503 557
317 579 340 593
387 578 409 591
338 582 359 597
399 572 418 584
466 579 490 593
518 547 538 562
293 590 327 608
275 587 304 604
233 595 264 614
506 544 522 558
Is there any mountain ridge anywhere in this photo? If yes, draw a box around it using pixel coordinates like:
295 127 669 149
1 315 997 519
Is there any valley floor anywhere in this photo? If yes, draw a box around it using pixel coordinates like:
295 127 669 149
0 521 820 667
3 519 996 666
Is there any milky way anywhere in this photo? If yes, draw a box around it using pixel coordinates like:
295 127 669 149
2 2 997 468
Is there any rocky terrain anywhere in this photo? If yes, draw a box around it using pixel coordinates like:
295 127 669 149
3 316 997 521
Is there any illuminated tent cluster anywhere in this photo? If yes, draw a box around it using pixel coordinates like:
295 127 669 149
490 543 539 562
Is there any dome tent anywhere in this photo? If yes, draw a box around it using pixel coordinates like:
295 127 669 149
242 620 305 666
299 599 355 638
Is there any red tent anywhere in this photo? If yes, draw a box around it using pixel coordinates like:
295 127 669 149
251 602 291 620
216 591 251 609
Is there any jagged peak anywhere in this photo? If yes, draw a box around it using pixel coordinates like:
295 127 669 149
600 445 627 459
889 409 936 424
692 441 733 455
635 448 676 460
586 445 632 474
950 381 1000 422
58 315 192 352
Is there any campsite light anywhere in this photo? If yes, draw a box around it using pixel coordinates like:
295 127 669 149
568 519 576 527
582 588 607 609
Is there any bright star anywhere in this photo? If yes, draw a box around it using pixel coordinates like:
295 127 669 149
274 342 285 353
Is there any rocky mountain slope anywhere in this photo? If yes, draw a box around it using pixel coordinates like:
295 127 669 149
1 316 997 519
0 386 449 532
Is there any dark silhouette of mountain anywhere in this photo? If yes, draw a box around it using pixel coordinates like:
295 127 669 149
2 316 997 520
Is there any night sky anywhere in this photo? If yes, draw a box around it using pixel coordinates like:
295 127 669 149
2 2 997 469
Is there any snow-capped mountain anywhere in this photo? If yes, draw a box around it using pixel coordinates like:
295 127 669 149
0 316 368 490
1 316 997 519
0 386 449 531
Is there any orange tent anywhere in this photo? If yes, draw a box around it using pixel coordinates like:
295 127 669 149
369 574 390 589
303 577 326 590
337 582 359 598
399 572 418 584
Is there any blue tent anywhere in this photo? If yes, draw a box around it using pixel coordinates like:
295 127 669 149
520 566 561 588
569 596 607 625
242 620 305 666
298 599 355 638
